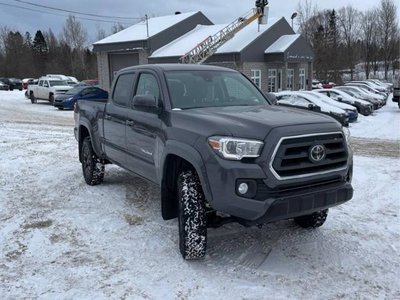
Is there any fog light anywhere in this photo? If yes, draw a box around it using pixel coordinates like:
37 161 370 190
238 183 249 195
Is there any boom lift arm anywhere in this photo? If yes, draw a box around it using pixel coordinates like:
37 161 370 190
179 1 268 64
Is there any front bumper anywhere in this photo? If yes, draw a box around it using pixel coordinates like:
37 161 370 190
198 125 354 224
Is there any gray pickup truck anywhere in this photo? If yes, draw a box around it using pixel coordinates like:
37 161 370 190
75 64 353 260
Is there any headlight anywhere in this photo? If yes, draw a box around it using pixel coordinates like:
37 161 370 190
64 97 73 101
208 136 263 160
342 126 351 146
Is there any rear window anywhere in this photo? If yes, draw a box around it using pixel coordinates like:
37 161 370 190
112 73 135 106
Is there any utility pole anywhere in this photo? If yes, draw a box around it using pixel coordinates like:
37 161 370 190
145 14 149 38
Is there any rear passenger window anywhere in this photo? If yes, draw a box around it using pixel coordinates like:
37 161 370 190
113 73 135 106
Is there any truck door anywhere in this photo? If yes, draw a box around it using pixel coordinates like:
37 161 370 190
125 72 162 182
103 72 136 166
37 80 44 99
41 80 50 99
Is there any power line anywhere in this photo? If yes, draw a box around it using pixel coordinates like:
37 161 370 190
13 0 142 20
0 2 135 25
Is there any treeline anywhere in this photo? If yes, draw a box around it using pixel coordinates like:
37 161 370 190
0 16 100 80
297 0 399 82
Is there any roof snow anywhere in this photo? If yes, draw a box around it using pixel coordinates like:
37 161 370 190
94 12 198 45
265 34 301 53
150 18 281 58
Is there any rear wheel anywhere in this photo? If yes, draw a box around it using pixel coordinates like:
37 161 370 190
30 93 36 104
294 209 328 228
177 170 207 260
49 94 54 104
81 136 104 185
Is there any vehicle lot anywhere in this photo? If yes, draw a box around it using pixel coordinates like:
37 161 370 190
1 91 399 299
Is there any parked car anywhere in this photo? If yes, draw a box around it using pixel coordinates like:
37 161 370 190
82 79 99 86
393 81 400 109
28 76 73 104
345 82 388 103
46 74 79 86
0 80 9 91
334 86 383 110
321 81 336 89
75 64 353 260
312 79 323 89
367 79 393 92
54 85 108 110
275 91 349 126
315 88 373 116
309 91 358 122
0 77 22 91
22 78 34 89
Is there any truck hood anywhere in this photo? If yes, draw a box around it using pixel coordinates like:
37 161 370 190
172 105 339 140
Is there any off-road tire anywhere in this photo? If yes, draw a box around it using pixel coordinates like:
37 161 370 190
177 170 207 260
30 93 36 104
294 209 328 228
81 136 104 185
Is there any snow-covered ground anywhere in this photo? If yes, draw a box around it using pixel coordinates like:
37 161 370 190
0 91 399 299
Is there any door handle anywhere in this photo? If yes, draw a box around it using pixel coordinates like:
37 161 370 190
126 120 134 127
105 114 111 120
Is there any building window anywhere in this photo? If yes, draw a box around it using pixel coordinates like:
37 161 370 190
277 69 282 91
287 69 294 90
299 68 305 90
251 69 261 89
268 69 277 92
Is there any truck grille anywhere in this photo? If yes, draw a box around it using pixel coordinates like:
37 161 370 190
270 132 348 179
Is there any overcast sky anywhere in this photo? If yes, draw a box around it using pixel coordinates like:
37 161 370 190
0 0 399 45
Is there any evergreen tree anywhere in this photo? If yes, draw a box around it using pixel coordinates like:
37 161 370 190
32 30 48 54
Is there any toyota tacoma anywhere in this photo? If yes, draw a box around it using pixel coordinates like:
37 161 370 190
74 64 353 260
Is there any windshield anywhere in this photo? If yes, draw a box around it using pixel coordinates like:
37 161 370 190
65 86 87 95
49 80 68 87
165 71 269 109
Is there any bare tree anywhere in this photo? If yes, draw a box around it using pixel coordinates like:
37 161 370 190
95 25 107 42
62 15 88 50
62 15 89 78
338 6 361 80
296 0 319 45
360 10 378 79
377 0 399 79
111 23 125 34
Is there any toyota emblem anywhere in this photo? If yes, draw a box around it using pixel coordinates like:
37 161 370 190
309 144 326 163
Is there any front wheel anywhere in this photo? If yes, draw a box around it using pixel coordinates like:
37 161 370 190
294 209 328 228
177 170 207 260
49 94 54 104
81 136 104 185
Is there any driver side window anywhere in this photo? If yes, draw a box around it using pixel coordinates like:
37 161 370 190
135 73 160 99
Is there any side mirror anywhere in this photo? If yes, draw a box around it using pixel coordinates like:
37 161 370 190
307 104 315 110
131 94 161 113
338 97 343 102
